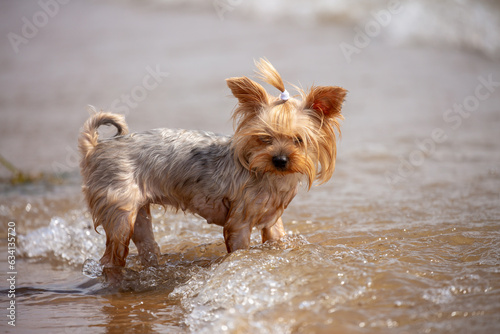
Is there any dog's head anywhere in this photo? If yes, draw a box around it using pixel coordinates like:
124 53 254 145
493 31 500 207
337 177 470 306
227 58 347 188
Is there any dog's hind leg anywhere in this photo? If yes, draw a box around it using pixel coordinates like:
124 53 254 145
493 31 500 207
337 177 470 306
132 204 160 267
98 206 138 284
100 207 137 269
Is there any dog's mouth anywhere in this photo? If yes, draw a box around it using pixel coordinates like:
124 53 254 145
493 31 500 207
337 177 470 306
249 149 311 174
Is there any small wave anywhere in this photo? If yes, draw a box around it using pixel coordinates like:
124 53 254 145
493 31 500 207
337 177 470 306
170 237 371 333
246 0 500 58
386 0 500 58
149 0 500 58
17 214 105 266
422 274 492 305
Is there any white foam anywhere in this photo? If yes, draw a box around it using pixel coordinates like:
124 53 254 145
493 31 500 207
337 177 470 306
17 214 105 266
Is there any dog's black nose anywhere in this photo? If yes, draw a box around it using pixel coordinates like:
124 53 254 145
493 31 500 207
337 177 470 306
272 155 289 170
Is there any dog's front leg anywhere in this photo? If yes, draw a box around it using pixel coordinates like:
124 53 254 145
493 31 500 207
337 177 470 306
261 217 285 243
223 214 252 253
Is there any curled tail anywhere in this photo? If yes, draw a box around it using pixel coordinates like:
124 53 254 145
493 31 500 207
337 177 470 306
78 110 129 160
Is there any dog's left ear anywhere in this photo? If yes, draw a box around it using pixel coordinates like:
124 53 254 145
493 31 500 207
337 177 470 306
304 86 347 119
226 76 269 113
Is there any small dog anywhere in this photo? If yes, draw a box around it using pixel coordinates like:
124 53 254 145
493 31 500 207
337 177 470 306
79 59 346 271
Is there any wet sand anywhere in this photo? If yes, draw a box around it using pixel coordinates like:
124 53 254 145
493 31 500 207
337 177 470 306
1 1 500 333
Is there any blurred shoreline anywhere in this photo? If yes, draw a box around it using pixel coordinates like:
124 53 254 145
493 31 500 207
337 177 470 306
0 0 499 181
143 0 500 58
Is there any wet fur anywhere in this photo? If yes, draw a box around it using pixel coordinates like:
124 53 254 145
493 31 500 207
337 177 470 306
79 59 346 271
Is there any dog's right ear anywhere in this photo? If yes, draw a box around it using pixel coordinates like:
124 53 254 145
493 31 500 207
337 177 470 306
226 77 269 112
304 86 347 120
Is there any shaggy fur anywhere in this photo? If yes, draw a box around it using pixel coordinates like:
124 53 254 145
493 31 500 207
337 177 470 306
79 59 347 272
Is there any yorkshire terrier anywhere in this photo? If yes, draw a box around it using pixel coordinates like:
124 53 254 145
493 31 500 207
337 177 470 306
79 59 346 273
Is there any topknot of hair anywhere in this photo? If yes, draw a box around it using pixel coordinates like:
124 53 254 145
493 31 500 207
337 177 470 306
255 58 286 94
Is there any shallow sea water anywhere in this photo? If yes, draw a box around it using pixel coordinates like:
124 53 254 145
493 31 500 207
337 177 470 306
1 132 500 333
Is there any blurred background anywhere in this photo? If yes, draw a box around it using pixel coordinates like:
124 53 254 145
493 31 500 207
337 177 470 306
1 0 499 181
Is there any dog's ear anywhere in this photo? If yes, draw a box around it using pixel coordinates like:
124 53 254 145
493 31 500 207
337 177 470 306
226 76 269 112
304 86 347 119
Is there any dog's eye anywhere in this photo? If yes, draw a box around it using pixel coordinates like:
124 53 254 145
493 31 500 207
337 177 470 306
258 136 273 145
294 136 304 145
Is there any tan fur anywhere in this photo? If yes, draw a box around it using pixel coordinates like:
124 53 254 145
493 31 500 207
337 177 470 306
78 59 347 277
255 58 286 92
